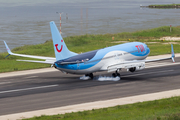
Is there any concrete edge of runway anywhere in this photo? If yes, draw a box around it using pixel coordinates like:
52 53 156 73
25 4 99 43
0 53 180 78
0 89 180 120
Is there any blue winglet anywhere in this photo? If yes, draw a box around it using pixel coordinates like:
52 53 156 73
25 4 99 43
171 44 175 63
3 41 13 54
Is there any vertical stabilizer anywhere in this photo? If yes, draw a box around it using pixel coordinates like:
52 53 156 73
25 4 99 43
50 21 77 61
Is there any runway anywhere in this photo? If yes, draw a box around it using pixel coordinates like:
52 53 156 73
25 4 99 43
0 57 180 116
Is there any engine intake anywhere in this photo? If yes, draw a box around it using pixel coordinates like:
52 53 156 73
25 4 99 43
129 67 136 72
128 63 145 72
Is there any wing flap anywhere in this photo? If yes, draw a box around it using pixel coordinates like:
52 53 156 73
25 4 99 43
107 56 173 72
17 59 54 64
108 62 145 72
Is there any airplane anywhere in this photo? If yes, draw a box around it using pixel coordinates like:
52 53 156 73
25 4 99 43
3 21 175 79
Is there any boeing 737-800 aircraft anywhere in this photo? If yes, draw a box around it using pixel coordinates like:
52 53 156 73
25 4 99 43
4 21 175 79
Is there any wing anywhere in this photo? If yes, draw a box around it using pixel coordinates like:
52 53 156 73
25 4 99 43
4 41 56 64
107 44 175 72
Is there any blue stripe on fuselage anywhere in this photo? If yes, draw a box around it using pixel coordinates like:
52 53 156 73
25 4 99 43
55 42 150 71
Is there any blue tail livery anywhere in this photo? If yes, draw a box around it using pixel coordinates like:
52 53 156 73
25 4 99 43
50 21 77 61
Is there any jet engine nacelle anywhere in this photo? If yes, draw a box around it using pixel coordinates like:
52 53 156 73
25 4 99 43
128 62 145 72
129 67 136 72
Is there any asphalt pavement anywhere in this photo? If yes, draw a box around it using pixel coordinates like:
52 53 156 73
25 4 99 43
0 57 180 115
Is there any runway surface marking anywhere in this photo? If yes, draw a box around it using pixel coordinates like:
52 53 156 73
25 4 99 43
123 69 174 77
0 85 58 94
1 89 180 120
0 69 174 95
24 76 38 79
0 82 11 85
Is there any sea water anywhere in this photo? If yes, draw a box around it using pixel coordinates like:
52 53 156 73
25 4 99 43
0 0 179 52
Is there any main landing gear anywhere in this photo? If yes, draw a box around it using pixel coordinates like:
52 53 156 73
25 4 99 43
85 73 94 79
112 70 120 78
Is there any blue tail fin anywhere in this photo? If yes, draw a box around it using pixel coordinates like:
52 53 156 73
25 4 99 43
50 21 77 61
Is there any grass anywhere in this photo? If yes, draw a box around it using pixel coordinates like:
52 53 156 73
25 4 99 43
23 96 180 120
0 26 180 73
148 4 180 8
132 26 180 38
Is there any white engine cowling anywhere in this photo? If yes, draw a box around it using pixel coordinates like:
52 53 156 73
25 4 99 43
127 62 145 72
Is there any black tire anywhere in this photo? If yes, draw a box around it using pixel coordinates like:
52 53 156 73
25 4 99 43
116 73 120 77
86 73 93 79
89 73 94 79
112 73 116 77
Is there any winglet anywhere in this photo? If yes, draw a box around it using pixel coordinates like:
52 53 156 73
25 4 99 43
3 41 13 54
171 44 175 63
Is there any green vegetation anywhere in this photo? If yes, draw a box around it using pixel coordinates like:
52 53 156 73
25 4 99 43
148 4 180 8
0 26 180 73
23 96 180 120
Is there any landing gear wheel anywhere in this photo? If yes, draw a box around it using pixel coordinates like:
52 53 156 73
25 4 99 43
85 73 94 80
112 73 116 77
116 73 120 77
112 72 120 78
89 73 94 79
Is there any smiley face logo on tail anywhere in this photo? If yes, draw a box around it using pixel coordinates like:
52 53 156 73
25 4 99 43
55 40 63 53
